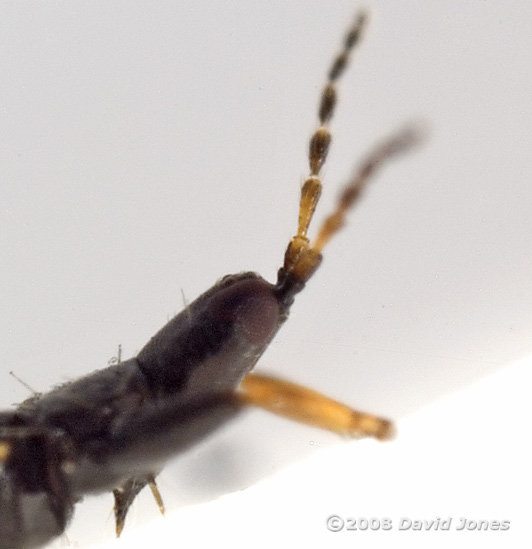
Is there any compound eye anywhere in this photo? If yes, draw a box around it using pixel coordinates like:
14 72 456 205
234 287 280 346
210 278 281 346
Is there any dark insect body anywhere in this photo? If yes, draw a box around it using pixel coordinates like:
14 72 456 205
0 11 420 549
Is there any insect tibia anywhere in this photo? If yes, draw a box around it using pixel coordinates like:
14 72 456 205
239 372 393 441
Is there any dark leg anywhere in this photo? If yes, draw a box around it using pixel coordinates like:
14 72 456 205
113 474 165 537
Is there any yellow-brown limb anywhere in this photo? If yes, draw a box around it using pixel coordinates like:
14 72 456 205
282 125 423 290
114 474 165 537
239 372 394 441
280 11 423 296
313 125 423 254
292 11 368 258
148 476 165 517
0 441 11 462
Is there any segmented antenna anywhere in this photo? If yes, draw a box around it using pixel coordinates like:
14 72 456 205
276 11 422 302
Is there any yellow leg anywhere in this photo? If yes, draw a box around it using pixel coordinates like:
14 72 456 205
113 474 165 537
238 373 394 441
148 476 166 517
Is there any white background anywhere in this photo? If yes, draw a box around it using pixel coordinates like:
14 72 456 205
1 1 530 547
